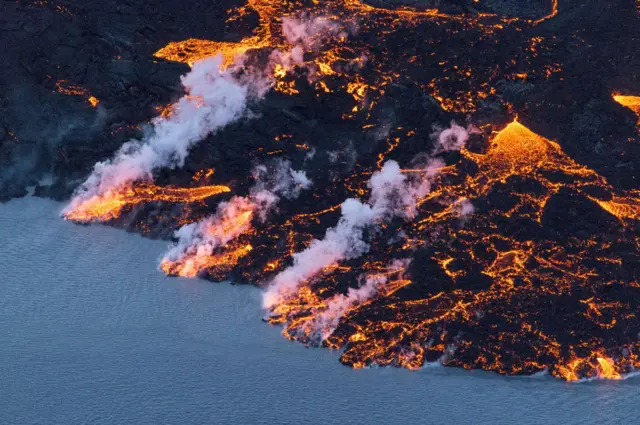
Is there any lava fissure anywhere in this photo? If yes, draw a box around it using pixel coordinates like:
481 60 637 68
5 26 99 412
41 0 640 381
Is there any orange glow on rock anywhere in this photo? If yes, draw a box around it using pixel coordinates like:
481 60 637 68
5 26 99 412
161 243 254 278
154 38 266 68
613 94 640 123
596 357 621 380
64 183 230 223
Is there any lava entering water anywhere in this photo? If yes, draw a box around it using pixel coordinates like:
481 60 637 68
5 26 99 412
259 120 640 380
64 183 230 223
60 0 640 381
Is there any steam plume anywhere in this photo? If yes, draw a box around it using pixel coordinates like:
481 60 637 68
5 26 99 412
263 123 474 309
281 16 347 49
63 15 339 218
432 121 476 155
300 258 412 342
64 56 254 213
161 160 311 276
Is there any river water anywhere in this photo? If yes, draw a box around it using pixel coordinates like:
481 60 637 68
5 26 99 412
1 197 638 425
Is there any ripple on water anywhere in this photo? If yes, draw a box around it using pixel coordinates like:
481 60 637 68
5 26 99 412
0 197 638 425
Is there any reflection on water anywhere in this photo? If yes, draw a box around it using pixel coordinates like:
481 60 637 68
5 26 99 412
0 197 637 425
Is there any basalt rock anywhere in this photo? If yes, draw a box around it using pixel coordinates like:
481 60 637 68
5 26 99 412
4 0 640 381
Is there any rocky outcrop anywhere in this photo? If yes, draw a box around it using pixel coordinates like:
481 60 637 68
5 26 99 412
0 0 238 200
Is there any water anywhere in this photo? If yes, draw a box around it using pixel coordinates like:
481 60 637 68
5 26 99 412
1 197 638 425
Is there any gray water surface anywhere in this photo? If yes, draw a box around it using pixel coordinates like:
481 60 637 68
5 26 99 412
1 197 638 425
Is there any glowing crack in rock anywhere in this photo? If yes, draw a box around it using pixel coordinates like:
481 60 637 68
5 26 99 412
61 0 640 381
64 183 231 223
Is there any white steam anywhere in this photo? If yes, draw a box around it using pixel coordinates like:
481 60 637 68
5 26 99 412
281 15 357 82
262 159 441 308
455 198 475 219
263 197 375 308
64 15 336 215
163 195 256 273
308 274 387 342
368 159 442 219
66 56 254 211
281 16 347 49
162 160 311 271
299 258 412 342
263 123 474 310
432 121 478 155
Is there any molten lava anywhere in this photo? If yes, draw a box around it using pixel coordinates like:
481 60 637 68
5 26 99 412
614 94 640 123
55 80 100 107
88 96 100 107
161 243 254 278
596 357 622 380
64 0 640 381
159 196 259 278
258 120 640 380
154 39 267 68
153 0 564 115
64 183 230 223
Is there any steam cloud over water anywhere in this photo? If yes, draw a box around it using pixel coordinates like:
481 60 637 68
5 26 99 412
37 0 640 382
298 258 412 342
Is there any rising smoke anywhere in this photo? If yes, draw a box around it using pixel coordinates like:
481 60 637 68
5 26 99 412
161 159 311 276
63 15 344 218
63 55 254 214
263 123 474 309
298 258 412 342
281 15 347 49
431 121 474 155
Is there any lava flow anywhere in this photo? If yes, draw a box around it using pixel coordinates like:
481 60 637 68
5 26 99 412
259 120 640 381
58 0 640 381
159 200 257 277
55 79 100 107
154 0 565 114
614 94 640 124
64 183 230 223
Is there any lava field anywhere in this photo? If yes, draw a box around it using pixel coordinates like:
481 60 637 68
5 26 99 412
2 0 640 380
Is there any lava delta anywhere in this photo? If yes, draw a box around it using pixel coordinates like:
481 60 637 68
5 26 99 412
3 0 640 381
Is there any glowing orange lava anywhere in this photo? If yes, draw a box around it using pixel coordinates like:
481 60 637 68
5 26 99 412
152 0 562 114
154 39 267 68
68 0 639 381
259 120 640 380
161 243 254 278
160 202 257 277
596 357 622 380
64 184 230 223
88 96 100 107
55 80 100 107
613 94 640 122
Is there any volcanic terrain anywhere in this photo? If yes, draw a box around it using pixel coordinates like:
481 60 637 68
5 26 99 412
2 0 640 381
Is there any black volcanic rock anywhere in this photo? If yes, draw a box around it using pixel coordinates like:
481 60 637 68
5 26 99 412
541 189 621 238
3 0 640 381
0 0 237 199
0 182 28 203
